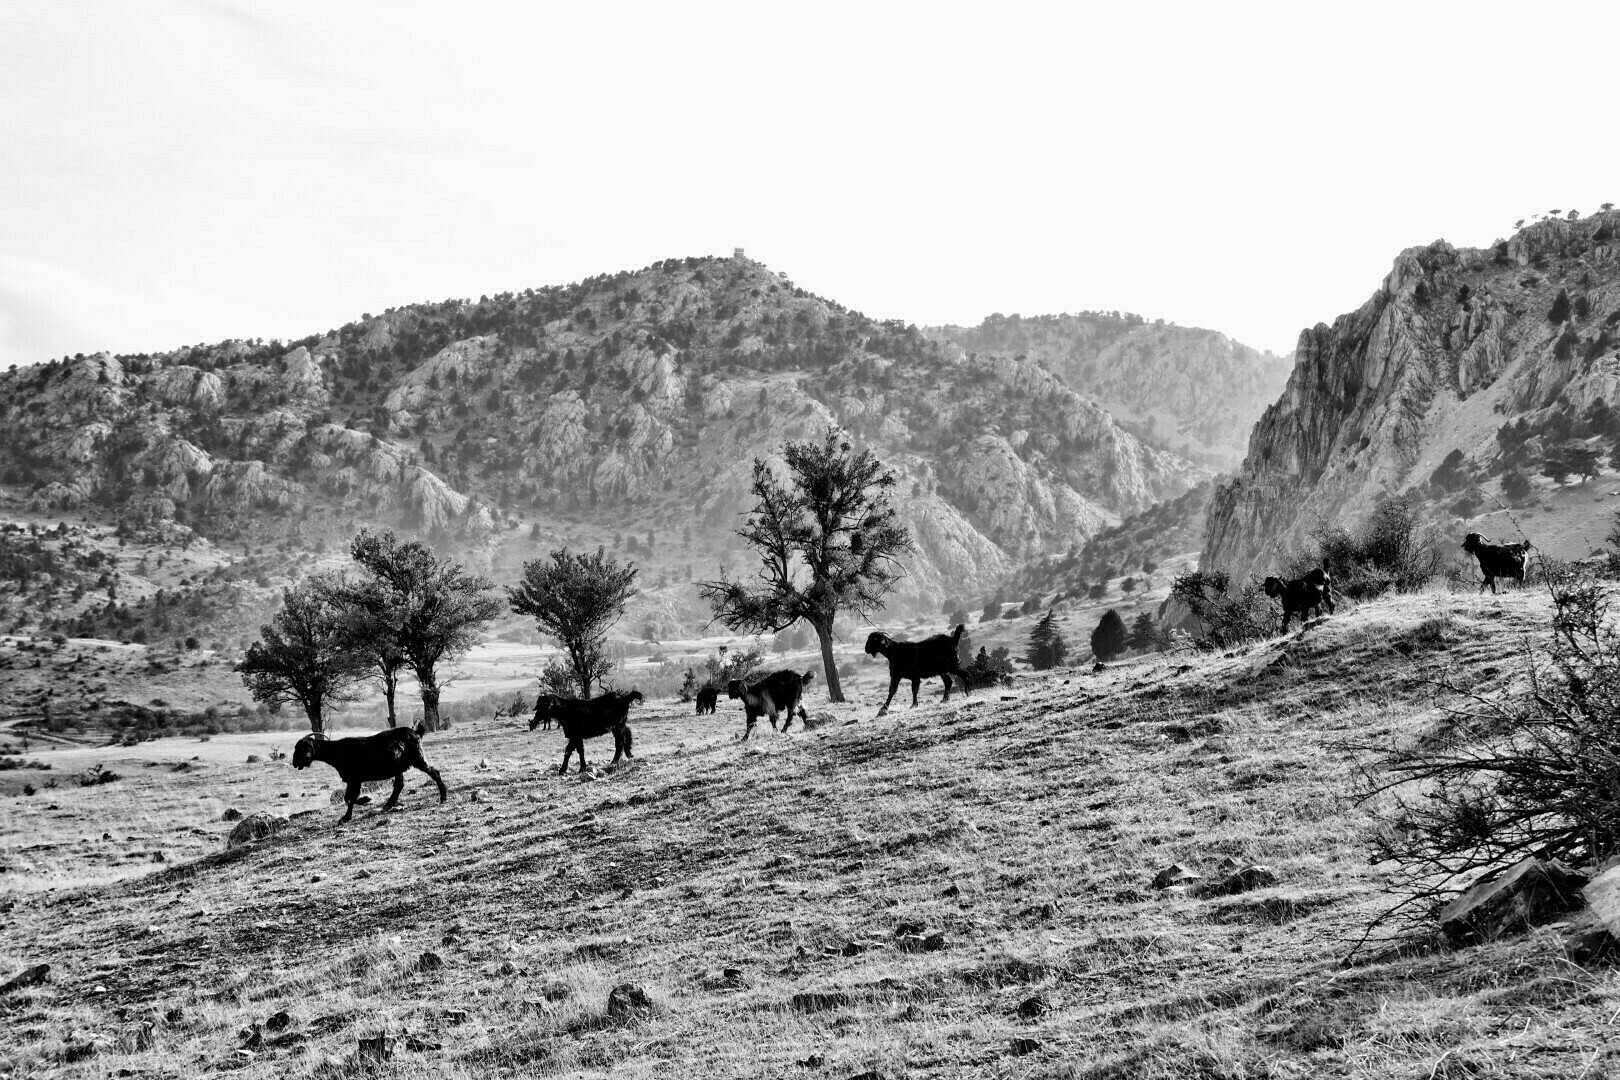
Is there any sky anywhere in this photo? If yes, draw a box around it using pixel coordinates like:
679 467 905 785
3 1 1619 370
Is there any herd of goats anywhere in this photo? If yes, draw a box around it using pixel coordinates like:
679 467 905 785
288 531 1535 823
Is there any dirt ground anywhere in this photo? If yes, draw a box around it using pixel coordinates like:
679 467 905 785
5 587 1619 1079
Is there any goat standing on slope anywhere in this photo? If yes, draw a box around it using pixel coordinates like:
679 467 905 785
726 669 816 740
292 724 448 824
532 690 643 775
1262 566 1335 633
1462 532 1532 594
864 624 972 717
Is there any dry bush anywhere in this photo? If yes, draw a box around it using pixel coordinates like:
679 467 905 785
1355 558 1620 947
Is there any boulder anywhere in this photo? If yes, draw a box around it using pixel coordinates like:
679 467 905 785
0 964 49 995
606 983 653 1021
225 813 288 850
221 808 243 822
1199 865 1278 897
1582 862 1620 938
1438 858 1588 946
1151 864 1200 889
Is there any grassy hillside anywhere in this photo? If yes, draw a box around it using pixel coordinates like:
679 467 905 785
5 587 1615 1078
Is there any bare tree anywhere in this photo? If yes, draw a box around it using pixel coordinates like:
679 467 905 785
237 572 366 733
699 427 911 702
349 529 501 731
507 547 638 699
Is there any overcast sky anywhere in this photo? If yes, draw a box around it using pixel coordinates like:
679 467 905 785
3 1 1618 370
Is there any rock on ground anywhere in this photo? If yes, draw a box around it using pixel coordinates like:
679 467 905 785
225 813 289 850
1439 858 1588 946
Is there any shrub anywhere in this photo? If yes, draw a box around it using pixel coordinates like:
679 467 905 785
1128 612 1163 652
1501 468 1533 503
1548 287 1573 324
962 645 1013 688
1301 498 1445 599
1090 610 1127 661
1168 569 1272 646
1359 562 1620 944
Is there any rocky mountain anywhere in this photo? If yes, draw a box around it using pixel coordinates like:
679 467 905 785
1204 209 1620 577
0 255 1209 634
928 313 1292 467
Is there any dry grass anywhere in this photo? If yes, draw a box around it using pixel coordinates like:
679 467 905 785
4 588 1618 1078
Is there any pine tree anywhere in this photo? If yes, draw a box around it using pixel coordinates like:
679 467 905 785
1128 612 1161 652
1026 610 1068 670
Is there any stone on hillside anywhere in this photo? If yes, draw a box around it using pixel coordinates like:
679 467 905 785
1010 1037 1043 1056
265 1011 292 1033
221 807 242 822
1438 858 1588 946
606 983 653 1021
1582 862 1620 938
1200 865 1278 897
1151 864 1201 889
1016 994 1049 1019
0 964 49 995
225 813 288 850
415 952 444 973
245 754 262 764
1215 855 1245 874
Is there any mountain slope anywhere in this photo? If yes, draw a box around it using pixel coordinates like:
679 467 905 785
0 257 1207 630
929 313 1291 467
1204 210 1620 576
3 590 1607 1079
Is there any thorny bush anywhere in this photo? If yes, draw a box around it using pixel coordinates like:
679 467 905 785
1355 558 1620 949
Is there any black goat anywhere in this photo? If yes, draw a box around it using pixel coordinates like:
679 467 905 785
1262 566 1335 632
864 624 971 716
726 669 816 740
694 685 719 715
1462 532 1532 594
532 690 643 775
292 724 448 824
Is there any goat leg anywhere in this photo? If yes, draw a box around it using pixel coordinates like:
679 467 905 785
878 674 901 717
559 741 577 776
384 774 404 810
340 780 362 823
909 677 921 707
413 758 447 802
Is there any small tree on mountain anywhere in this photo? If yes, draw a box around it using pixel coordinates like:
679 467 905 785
508 547 638 699
237 573 366 733
1128 612 1162 652
350 529 502 730
1567 442 1603 483
1501 467 1534 503
1541 447 1573 486
1090 609 1128 661
1549 288 1573 324
699 427 911 703
1026 610 1068 670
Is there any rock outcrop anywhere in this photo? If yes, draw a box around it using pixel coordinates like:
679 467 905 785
1204 210 1620 577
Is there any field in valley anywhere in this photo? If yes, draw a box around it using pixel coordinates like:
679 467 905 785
4 587 1619 1079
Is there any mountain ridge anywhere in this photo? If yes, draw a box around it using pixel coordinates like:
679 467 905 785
0 255 1209 634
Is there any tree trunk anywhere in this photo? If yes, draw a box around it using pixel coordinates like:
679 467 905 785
305 698 324 735
420 682 441 732
813 617 843 703
382 668 398 728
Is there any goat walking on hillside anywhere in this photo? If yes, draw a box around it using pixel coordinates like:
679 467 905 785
865 624 972 717
1262 566 1335 633
694 685 719 715
292 724 448 824
1462 532 1532 594
532 690 642 775
726 669 816 740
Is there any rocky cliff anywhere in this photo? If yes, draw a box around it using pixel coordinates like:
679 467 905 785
1203 210 1620 577
0 256 1210 627
929 313 1291 467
